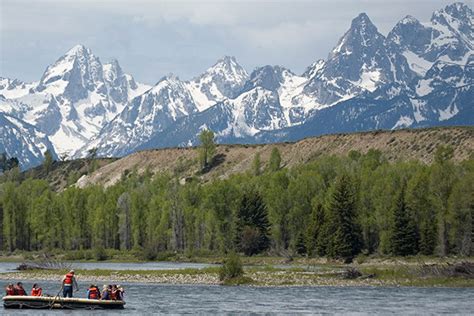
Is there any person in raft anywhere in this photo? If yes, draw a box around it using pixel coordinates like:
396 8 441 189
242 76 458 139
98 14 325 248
13 282 26 296
101 284 110 300
115 285 125 300
87 284 101 300
62 269 79 298
31 283 42 296
5 284 15 296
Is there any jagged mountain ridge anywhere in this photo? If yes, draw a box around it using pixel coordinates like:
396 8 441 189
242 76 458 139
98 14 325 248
0 45 150 162
1 2 473 168
134 2 473 152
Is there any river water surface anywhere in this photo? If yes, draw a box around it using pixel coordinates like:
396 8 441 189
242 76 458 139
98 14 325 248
1 281 473 315
0 262 473 315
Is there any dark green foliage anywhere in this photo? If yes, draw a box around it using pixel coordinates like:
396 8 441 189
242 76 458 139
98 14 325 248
0 153 19 173
0 153 6 173
236 191 270 255
325 174 362 262
406 169 436 255
391 186 419 256
93 246 108 261
43 150 54 174
306 202 326 256
219 252 244 281
295 232 307 255
0 146 472 259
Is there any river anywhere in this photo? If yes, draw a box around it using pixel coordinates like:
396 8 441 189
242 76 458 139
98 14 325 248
0 262 473 314
1 281 473 315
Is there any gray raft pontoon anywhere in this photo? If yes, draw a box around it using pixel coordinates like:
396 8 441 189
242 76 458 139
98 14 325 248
3 295 125 309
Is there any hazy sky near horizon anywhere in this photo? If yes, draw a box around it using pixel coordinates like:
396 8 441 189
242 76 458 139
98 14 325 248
0 0 469 84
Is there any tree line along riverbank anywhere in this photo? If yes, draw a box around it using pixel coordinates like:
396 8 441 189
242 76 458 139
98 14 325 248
1 144 472 263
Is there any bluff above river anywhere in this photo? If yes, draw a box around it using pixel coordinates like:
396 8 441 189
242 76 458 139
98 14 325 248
19 126 474 190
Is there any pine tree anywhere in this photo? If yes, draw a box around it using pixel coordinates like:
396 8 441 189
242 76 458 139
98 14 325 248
236 191 270 255
391 186 419 256
0 153 6 173
326 174 362 262
43 150 54 174
406 169 436 255
296 232 307 255
306 202 326 256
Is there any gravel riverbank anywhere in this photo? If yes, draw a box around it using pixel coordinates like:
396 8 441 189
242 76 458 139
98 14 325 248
1 269 472 287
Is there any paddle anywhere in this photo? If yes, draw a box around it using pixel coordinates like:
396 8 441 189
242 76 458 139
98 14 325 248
49 285 63 309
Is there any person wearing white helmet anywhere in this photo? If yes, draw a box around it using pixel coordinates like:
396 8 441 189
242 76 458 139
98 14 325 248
61 269 79 297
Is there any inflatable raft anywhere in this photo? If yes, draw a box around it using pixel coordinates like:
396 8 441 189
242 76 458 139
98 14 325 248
3 295 125 309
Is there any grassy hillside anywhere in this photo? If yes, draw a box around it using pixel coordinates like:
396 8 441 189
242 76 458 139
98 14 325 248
75 126 473 188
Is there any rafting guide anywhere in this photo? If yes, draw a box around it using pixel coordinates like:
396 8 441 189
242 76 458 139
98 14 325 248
61 269 79 297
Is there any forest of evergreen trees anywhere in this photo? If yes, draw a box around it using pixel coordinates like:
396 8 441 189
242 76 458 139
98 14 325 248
0 145 472 262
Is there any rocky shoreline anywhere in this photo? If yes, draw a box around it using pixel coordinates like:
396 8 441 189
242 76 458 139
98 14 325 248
1 268 472 288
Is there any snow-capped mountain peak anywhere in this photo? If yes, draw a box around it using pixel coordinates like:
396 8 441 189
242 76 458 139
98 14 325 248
208 56 248 83
103 59 124 82
388 2 473 77
400 15 420 25
432 2 473 27
242 65 291 93
186 56 249 111
0 44 149 159
66 44 89 56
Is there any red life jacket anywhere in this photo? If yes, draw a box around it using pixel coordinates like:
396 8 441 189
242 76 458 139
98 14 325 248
110 289 117 300
6 287 15 296
89 287 99 299
64 273 74 285
31 287 42 296
14 286 26 296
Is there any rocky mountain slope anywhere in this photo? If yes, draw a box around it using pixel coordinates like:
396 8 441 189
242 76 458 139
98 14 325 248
1 3 472 169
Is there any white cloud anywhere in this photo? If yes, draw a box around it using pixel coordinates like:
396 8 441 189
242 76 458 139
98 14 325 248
0 0 462 83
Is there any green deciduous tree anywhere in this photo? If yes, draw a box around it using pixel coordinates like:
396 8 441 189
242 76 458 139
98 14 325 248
447 175 473 256
198 129 216 170
268 147 281 172
252 153 261 176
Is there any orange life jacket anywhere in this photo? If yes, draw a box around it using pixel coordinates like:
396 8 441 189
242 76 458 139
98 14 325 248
64 273 74 285
31 287 42 296
6 287 15 296
89 287 99 299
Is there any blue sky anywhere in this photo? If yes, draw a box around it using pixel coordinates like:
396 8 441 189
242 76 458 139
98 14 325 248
0 0 466 84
